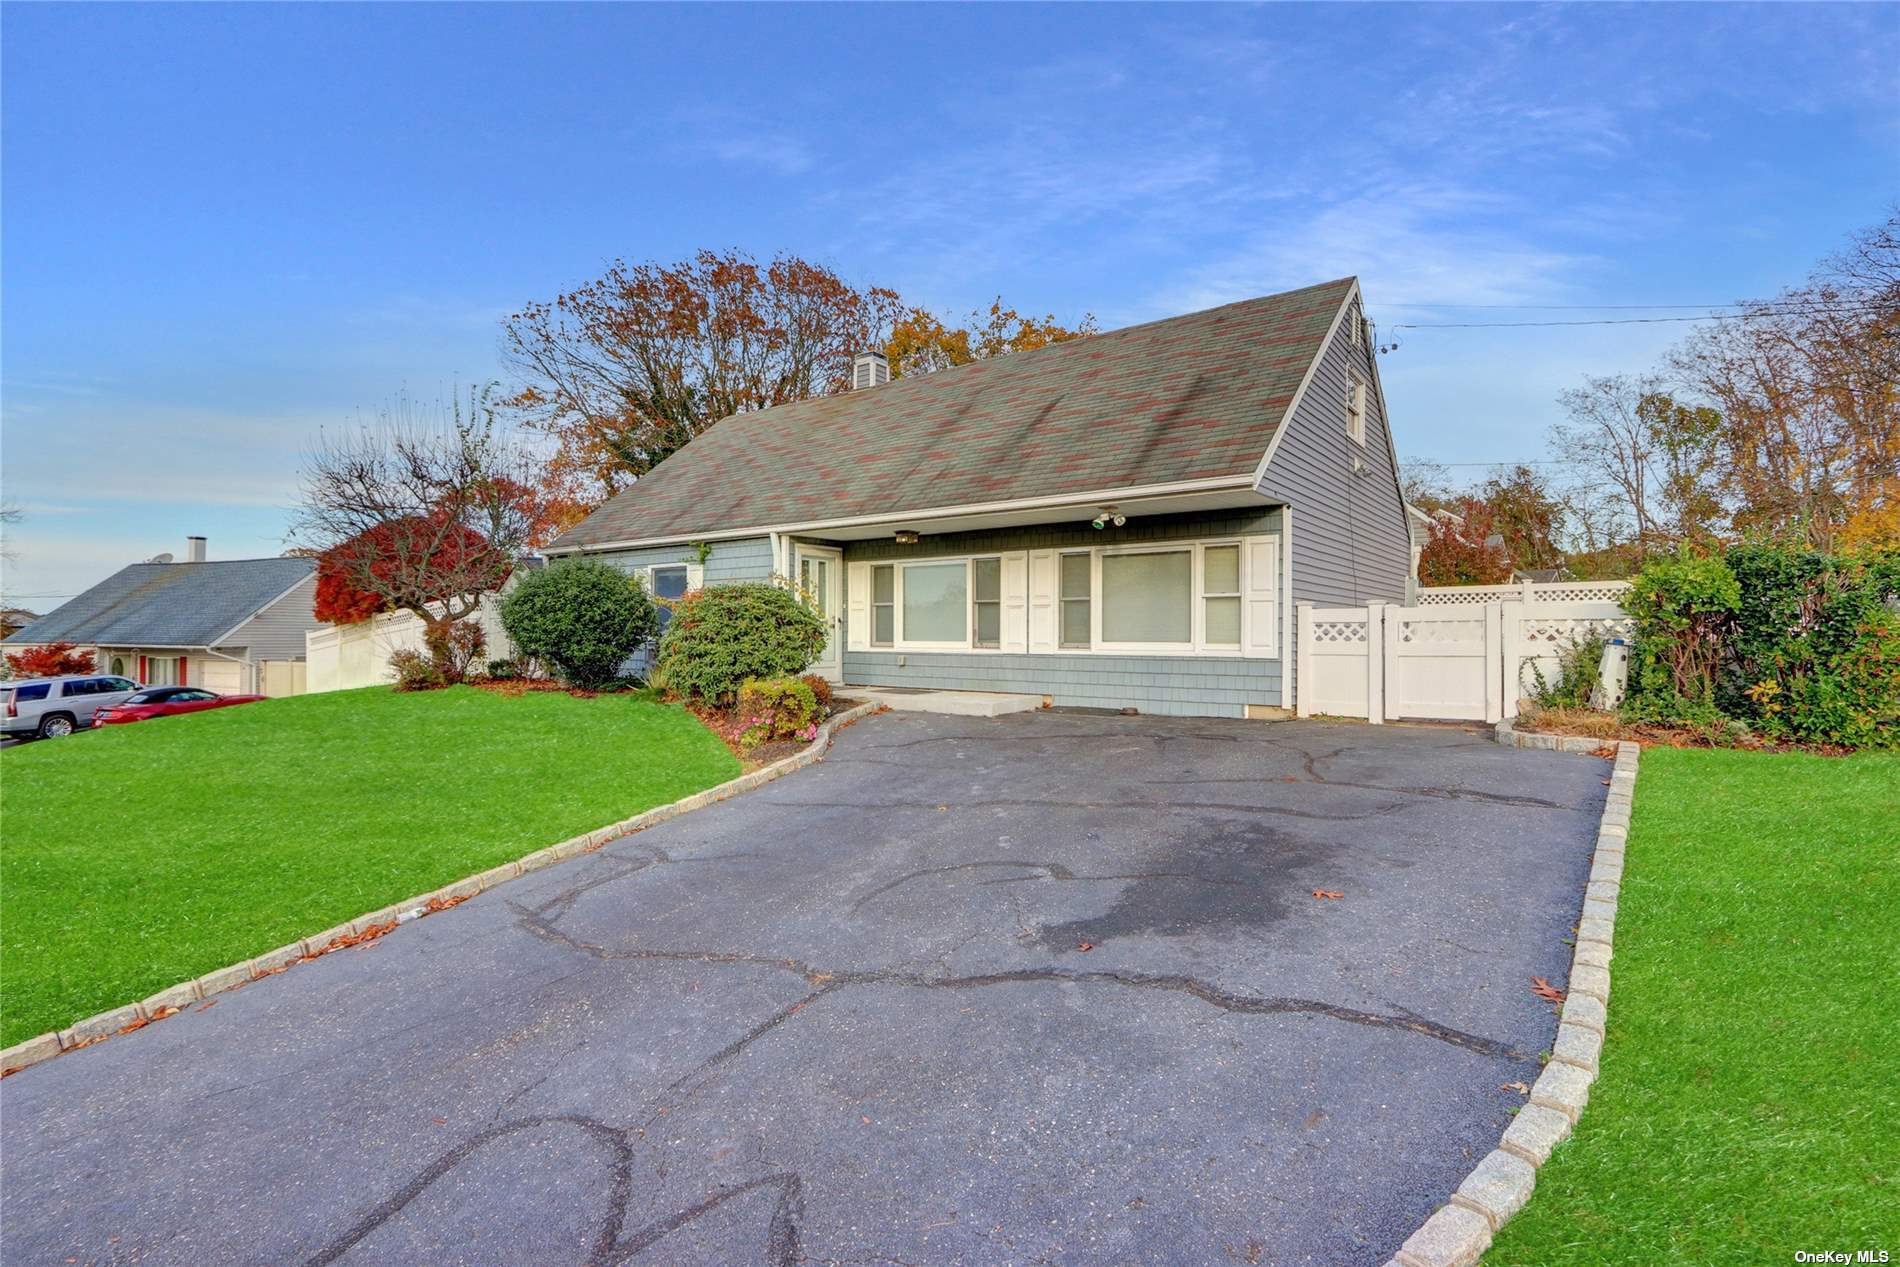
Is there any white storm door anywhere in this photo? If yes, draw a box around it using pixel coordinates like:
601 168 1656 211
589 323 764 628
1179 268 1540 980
796 545 844 681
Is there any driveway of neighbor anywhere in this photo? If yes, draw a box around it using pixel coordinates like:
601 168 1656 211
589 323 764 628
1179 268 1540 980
0 711 1607 1266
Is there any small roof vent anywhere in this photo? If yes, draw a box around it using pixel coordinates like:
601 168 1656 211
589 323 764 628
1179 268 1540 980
852 350 890 390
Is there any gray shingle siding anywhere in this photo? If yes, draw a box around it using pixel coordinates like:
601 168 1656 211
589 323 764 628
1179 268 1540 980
840 510 1283 718
585 537 774 585
1256 301 1412 711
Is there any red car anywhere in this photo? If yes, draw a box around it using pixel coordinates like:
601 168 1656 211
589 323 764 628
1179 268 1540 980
93 686 267 725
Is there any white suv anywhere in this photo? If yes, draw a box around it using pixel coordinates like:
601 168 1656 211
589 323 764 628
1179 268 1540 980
2 674 143 739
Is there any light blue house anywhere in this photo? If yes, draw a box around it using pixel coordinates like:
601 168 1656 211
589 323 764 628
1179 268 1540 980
545 278 1412 718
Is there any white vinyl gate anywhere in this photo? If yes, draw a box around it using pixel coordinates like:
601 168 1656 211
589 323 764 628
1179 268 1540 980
1296 597 1632 723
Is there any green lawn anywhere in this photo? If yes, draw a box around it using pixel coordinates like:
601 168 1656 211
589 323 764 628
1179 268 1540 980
0 686 739 1047
1488 746 1900 1263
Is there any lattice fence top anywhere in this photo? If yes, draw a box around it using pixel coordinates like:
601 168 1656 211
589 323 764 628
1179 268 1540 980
1310 619 1368 644
1416 580 1632 607
1519 614 1636 643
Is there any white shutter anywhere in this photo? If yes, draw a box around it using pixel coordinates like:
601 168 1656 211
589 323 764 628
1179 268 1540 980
639 564 655 594
1001 552 1028 653
686 562 704 591
1028 550 1058 653
1243 537 1281 658
846 562 870 652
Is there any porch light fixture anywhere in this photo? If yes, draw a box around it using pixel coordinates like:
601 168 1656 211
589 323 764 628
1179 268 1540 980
894 529 920 544
1090 507 1127 530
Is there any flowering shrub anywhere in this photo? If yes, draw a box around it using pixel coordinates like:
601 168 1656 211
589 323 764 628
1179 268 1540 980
734 676 820 749
655 583 825 705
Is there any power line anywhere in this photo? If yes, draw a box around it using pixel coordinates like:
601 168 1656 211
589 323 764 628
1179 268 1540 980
1370 300 1868 311
1389 304 1887 331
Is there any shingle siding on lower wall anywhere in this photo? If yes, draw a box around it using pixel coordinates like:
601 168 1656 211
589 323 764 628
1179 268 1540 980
840 510 1284 718
843 651 1280 718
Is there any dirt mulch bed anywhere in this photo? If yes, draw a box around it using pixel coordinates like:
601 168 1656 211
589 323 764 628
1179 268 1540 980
1517 707 1852 755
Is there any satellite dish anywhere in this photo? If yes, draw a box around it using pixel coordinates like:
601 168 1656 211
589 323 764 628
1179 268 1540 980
145 552 174 564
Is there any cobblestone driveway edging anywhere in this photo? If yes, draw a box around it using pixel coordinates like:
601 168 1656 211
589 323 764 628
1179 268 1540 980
0 700 884 1078
1382 730 1641 1267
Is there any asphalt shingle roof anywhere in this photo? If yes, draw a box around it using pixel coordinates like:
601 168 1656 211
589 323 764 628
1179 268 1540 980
3 557 315 648
554 277 1353 548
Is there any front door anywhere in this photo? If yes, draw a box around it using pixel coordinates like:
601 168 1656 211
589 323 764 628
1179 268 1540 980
796 545 844 681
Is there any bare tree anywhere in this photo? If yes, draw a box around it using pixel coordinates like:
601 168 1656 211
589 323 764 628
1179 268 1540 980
292 385 542 644
1551 374 1664 549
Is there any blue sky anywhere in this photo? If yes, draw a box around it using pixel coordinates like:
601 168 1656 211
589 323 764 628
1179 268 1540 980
3 2 1895 606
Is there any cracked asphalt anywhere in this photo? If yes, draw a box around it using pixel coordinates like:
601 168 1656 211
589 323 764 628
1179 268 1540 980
0 711 1607 1266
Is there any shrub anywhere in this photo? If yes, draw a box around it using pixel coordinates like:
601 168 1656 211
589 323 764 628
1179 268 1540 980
655 583 826 705
1625 550 1741 717
388 648 445 691
735 675 820 748
424 620 486 684
501 560 658 690
800 674 833 712
1527 633 1606 712
4 642 96 678
485 657 520 681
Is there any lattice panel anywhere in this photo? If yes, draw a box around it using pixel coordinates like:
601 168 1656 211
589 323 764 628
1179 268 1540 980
1416 581 1633 607
1310 620 1368 644
1520 616 1634 644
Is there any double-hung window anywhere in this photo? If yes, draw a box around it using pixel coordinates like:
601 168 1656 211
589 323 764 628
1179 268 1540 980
871 564 895 647
1202 544 1241 648
971 558 1002 649
1058 552 1091 649
649 564 690 629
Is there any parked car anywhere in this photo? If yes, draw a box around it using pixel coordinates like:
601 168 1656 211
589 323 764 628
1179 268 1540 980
1 674 143 739
93 686 266 726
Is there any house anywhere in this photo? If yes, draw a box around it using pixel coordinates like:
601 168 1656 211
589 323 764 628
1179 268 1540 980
0 607 41 639
546 277 1412 718
2 538 320 696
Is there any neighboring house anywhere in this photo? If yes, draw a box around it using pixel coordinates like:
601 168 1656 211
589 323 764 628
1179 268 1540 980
0 607 42 639
546 277 1412 718
1 539 319 696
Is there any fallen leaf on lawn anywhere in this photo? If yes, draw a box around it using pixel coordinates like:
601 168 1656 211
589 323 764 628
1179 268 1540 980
1531 977 1567 1002
1312 889 1344 900
1500 1080 1529 1095
1077 941 1094 952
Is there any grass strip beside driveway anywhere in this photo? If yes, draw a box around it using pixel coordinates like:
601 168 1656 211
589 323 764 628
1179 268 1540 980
1487 746 1900 1264
0 686 739 1047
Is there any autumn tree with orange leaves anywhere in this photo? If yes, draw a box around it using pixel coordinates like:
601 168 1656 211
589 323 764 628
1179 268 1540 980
503 250 907 498
885 299 1097 378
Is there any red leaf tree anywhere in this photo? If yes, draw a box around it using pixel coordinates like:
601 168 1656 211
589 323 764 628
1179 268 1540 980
294 386 539 650
4 642 96 678
1417 499 1515 586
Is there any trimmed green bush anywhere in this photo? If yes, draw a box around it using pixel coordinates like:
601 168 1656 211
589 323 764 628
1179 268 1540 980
1624 540 1900 748
736 675 820 748
655 583 826 705
500 560 658 690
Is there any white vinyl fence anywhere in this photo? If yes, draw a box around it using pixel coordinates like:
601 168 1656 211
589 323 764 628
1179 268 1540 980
1297 593 1632 724
306 595 513 694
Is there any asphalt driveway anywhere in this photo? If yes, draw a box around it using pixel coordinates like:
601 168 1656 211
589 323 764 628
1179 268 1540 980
0 711 1608 1266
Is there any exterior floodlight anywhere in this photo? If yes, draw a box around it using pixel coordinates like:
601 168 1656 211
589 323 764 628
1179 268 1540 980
895 529 920 544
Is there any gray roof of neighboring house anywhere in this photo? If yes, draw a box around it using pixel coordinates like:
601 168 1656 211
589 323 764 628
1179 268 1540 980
554 278 1355 549
2 557 316 648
